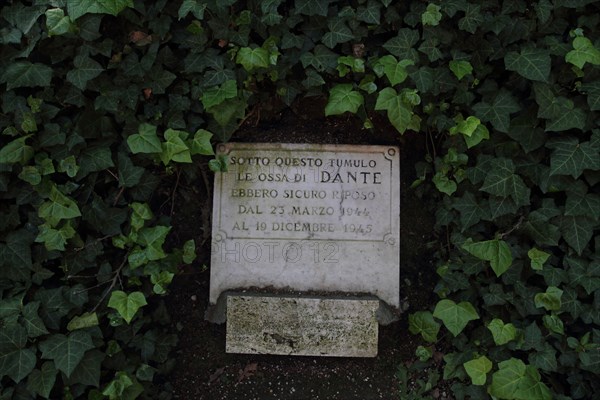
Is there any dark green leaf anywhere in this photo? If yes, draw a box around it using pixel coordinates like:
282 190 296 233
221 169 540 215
452 192 489 231
382 29 419 62
565 257 600 295
295 0 330 16
27 362 57 399
322 18 353 48
67 0 134 20
480 158 530 206
21 301 49 338
505 47 550 82
39 331 94 377
458 4 482 33
66 350 104 387
0 325 36 383
581 81 600 111
118 152 144 188
473 90 520 133
560 215 594 255
66 55 104 90
548 137 599 178
0 62 52 90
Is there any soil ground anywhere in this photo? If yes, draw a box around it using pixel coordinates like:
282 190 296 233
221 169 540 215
164 98 439 399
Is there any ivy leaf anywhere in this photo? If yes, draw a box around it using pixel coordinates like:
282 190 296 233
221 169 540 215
188 129 214 156
433 299 479 336
462 238 513 277
374 87 412 134
67 0 134 20
0 136 34 164
178 0 206 20
39 331 94 377
382 28 420 63
422 4 442 26
118 152 144 188
200 80 237 109
0 325 36 383
66 350 104 387
566 36 600 69
356 3 380 24
463 356 492 385
580 81 600 111
432 172 457 196
21 301 49 338
182 239 196 264
505 47 551 82
374 56 413 86
236 47 270 71
66 55 104 90
529 347 558 372
507 112 546 153
565 257 600 295
67 312 99 331
452 192 489 231
489 358 527 399
488 318 518 345
0 62 53 90
565 190 599 219
473 90 520 133
458 3 482 33
325 84 364 116
560 215 594 255
127 123 162 154
547 137 599 178
542 314 564 335
160 129 192 165
480 158 530 207
138 226 171 261
514 365 552 400
527 248 550 271
38 185 82 224
534 286 563 311
449 60 473 80
0 230 33 280
45 8 76 36
108 291 147 324
295 0 330 16
408 311 440 342
322 18 353 48
27 362 57 399
78 146 115 177
534 83 586 131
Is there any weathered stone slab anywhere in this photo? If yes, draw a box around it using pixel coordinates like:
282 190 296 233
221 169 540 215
226 295 379 357
210 143 400 308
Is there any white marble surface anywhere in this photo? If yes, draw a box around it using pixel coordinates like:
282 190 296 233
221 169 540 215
226 295 379 357
210 143 400 307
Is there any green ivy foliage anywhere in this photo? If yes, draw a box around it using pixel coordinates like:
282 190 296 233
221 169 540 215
0 0 599 399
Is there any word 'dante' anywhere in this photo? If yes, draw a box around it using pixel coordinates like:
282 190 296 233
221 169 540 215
210 143 401 308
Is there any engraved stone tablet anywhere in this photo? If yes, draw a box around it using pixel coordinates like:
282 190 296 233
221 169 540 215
210 143 400 307
226 295 379 357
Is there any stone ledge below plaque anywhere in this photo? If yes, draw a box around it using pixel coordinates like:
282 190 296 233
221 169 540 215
226 294 379 357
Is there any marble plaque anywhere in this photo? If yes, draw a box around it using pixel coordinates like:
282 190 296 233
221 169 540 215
210 143 400 307
226 295 379 357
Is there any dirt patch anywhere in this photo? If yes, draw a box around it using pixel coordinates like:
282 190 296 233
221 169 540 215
165 99 438 399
